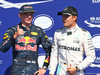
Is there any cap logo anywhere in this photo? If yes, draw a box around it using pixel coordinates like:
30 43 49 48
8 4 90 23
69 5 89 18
66 8 68 10
72 12 76 14
24 6 32 9
64 8 68 11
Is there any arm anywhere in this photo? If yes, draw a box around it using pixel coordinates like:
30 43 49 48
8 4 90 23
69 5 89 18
67 31 96 75
78 31 96 70
0 28 14 52
49 32 58 75
34 29 51 75
40 30 52 70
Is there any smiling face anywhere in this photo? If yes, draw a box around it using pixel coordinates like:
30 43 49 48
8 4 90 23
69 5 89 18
19 12 33 26
62 14 77 28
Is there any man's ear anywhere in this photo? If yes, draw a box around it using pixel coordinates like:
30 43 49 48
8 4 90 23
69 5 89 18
73 16 77 21
18 13 21 18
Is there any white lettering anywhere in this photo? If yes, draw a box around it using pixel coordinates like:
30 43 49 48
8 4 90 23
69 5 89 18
0 60 2 64
96 57 100 60
15 44 37 51
92 0 100 3
0 21 2 25
96 17 100 20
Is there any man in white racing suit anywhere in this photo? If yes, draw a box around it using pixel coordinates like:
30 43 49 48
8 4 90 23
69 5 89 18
49 6 95 75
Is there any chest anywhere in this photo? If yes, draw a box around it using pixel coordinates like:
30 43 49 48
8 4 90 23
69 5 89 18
15 30 40 45
57 33 83 51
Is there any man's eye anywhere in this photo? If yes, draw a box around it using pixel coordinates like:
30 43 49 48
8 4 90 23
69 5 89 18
24 13 28 15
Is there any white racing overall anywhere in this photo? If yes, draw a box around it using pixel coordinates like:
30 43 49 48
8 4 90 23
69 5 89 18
49 25 95 75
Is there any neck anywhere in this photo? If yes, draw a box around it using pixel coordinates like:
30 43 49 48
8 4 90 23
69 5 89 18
21 23 31 27
67 22 76 29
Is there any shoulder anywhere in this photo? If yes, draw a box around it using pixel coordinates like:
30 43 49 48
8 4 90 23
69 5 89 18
78 27 91 38
53 27 66 37
79 27 88 32
32 24 42 30
6 25 17 32
32 24 44 32
55 27 65 33
79 27 90 33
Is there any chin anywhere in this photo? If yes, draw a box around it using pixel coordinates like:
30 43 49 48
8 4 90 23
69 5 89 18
25 22 31 25
26 21 32 24
64 25 68 27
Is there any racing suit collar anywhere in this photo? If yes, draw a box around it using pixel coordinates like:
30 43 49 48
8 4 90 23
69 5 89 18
66 24 78 35
19 23 33 30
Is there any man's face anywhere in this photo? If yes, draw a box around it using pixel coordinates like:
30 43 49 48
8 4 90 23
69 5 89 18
62 14 77 28
19 12 33 25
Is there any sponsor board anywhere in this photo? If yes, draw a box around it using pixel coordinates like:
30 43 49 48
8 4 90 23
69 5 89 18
33 14 54 31
84 17 100 28
0 60 2 64
92 0 100 3
89 56 100 68
0 0 53 9
88 34 100 68
92 34 100 51
0 21 2 25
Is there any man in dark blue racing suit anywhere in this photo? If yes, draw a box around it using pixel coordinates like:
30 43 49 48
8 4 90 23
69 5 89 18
0 4 51 75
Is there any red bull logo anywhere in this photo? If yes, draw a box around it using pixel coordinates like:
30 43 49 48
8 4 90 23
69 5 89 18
16 36 37 51
15 45 37 51
18 36 36 44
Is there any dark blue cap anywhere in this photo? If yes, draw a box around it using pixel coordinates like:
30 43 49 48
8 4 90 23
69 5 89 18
19 4 36 13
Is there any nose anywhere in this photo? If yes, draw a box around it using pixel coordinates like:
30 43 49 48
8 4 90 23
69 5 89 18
28 14 33 19
63 17 67 21
28 15 32 18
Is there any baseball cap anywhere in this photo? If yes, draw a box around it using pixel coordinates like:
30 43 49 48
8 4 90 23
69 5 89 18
19 4 36 13
58 6 78 16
